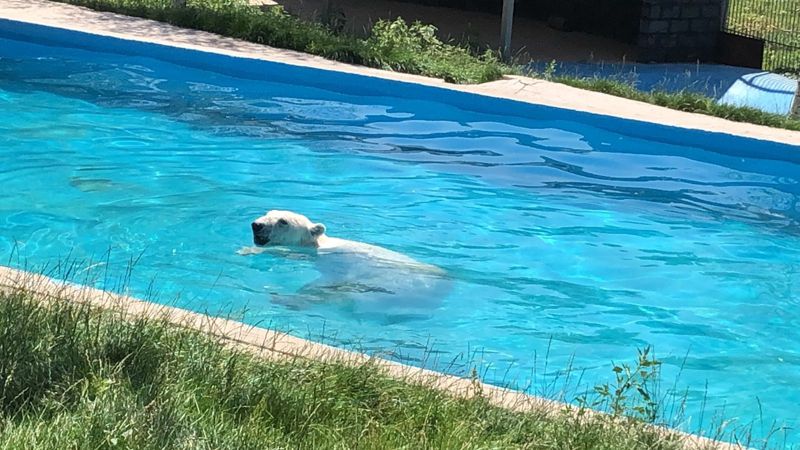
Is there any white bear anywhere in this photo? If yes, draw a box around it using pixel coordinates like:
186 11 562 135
240 210 450 317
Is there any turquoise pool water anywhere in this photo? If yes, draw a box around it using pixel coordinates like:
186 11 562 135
2 34 799 445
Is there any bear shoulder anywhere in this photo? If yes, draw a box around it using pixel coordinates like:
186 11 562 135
316 236 442 274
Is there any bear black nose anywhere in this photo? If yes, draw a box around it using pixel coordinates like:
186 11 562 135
251 222 264 232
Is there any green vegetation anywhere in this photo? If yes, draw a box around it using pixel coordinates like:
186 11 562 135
725 0 800 72
55 0 505 84
549 75 800 131
0 286 737 449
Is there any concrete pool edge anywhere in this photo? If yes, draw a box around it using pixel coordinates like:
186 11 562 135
0 264 742 450
0 0 799 154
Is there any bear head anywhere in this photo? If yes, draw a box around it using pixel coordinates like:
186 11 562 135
251 210 326 247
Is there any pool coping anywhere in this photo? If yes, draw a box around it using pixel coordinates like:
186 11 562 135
0 0 799 149
0 264 742 450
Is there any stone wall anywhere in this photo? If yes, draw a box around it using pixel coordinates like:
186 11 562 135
637 0 724 62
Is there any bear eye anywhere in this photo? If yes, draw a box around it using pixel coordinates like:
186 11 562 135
277 218 288 226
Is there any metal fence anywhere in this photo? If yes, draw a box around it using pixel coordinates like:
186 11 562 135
722 0 800 72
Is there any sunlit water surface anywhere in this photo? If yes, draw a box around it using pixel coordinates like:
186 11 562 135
1 37 799 445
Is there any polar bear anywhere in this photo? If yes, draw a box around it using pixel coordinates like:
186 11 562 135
241 210 450 317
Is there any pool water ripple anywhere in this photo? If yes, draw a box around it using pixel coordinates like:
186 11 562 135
2 37 800 444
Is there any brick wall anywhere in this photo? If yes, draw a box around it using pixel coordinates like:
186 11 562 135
637 0 724 62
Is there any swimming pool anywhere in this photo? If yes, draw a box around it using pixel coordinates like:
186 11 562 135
2 21 799 446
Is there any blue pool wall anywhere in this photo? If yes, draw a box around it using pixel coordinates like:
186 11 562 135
2 18 799 162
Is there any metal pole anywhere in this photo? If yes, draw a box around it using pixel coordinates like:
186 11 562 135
500 0 515 60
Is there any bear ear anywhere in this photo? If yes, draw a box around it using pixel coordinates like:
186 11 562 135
310 223 326 237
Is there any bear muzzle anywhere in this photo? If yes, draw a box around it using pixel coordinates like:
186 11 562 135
251 222 271 246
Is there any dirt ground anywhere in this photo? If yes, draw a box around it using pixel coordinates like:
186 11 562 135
253 0 635 62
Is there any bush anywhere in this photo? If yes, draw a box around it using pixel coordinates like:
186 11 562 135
363 18 503 83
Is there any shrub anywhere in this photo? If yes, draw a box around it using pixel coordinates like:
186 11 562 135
56 0 507 84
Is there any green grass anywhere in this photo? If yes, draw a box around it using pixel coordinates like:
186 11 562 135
725 0 800 72
0 286 740 449
546 73 800 131
54 0 506 84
